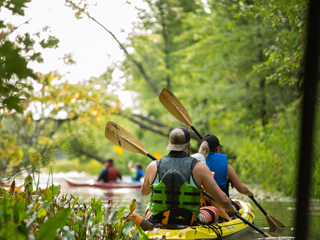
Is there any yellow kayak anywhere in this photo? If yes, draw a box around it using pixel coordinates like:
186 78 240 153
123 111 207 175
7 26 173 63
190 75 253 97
146 200 255 239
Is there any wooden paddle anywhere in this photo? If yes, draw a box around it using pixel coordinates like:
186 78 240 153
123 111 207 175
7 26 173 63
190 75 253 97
159 87 203 140
160 87 285 230
105 121 157 161
249 196 285 229
105 121 277 237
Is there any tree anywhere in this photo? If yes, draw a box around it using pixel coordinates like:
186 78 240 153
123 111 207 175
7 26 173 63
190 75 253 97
0 0 59 114
64 0 318 197
0 0 60 179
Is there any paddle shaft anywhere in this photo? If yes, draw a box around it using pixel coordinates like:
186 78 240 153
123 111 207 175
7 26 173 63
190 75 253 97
147 153 157 161
191 126 203 140
235 213 268 236
203 190 274 237
249 196 268 216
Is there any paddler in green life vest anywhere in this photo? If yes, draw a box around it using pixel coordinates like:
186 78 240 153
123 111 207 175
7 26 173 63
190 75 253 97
140 127 238 228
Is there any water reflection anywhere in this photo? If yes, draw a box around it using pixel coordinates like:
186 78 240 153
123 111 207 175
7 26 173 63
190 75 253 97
31 171 319 240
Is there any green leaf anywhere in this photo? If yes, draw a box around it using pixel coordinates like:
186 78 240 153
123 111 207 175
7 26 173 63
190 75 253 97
40 36 59 48
36 208 71 240
0 20 5 29
30 52 43 62
122 221 134 235
114 206 126 220
2 96 24 113
5 0 31 16
37 208 47 218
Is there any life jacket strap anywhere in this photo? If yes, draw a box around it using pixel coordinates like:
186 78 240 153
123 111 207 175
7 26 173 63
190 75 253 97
148 208 199 228
150 199 199 205
151 189 200 196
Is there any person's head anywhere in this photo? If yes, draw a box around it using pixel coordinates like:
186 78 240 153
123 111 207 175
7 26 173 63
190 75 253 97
135 163 143 170
104 158 114 167
202 134 223 153
167 127 191 154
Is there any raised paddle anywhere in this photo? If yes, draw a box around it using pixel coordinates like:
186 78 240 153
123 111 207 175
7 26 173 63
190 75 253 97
249 196 285 229
159 87 285 230
105 121 157 161
105 121 278 238
159 87 203 140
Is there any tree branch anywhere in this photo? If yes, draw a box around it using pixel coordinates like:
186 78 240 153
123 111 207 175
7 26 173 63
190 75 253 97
127 115 169 137
74 147 106 164
132 113 168 128
158 0 171 88
89 16 161 95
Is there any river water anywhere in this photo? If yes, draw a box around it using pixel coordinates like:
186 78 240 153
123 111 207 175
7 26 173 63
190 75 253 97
36 171 319 239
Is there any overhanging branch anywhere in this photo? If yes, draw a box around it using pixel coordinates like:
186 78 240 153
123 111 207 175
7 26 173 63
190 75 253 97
89 16 161 96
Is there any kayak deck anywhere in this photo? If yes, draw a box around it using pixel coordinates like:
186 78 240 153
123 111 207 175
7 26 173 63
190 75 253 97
64 178 142 189
146 200 255 240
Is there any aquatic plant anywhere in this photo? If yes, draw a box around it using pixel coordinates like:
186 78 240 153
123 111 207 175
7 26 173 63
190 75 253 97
0 174 151 240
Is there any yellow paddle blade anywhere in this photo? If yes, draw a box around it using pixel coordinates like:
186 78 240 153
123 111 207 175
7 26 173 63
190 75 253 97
159 88 193 127
152 152 163 159
113 145 124 155
105 121 148 156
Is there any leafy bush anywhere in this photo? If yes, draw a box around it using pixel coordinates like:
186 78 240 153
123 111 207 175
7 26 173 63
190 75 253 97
0 174 150 240
225 100 320 198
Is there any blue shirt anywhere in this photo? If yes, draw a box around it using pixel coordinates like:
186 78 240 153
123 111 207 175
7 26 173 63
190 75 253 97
206 152 228 190
130 168 145 182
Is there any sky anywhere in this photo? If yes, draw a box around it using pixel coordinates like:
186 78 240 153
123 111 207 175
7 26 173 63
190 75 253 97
2 0 147 107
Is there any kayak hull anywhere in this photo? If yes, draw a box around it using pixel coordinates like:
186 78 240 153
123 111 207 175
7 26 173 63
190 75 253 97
146 200 255 240
64 178 142 189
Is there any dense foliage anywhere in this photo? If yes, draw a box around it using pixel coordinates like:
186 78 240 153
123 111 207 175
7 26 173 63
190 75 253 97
1 0 319 199
0 175 149 240
0 0 60 178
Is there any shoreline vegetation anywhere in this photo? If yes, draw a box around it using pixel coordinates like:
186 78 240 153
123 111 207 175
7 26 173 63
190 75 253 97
0 173 151 240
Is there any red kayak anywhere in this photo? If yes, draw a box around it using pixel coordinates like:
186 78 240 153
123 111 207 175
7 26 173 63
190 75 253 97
64 178 142 189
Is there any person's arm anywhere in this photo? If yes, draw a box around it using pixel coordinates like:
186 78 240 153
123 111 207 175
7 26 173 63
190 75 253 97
227 164 254 197
193 163 237 214
209 200 231 221
128 160 133 170
140 161 157 196
97 168 108 182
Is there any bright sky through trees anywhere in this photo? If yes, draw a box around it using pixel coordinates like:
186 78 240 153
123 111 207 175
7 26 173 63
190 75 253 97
2 0 147 109
2 0 146 83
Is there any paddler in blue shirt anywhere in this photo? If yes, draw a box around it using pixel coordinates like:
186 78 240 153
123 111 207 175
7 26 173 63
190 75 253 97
141 127 237 227
201 134 254 202
128 160 145 182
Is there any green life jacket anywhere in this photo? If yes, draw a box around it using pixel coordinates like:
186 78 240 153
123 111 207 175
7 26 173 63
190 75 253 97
149 155 202 216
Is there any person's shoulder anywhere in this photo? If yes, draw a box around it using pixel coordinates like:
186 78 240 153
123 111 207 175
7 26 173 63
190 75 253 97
216 153 227 158
191 153 206 163
217 153 227 156
193 160 208 170
146 160 157 169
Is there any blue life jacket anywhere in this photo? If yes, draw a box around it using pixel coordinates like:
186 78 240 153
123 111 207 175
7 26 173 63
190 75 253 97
206 153 228 193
